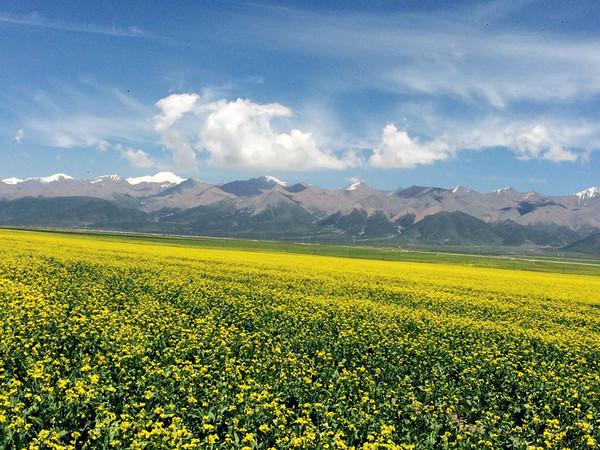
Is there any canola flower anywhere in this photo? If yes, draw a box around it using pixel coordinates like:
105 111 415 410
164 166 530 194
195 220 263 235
0 228 599 449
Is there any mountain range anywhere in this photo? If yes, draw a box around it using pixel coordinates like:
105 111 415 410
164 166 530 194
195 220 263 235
2 172 600 254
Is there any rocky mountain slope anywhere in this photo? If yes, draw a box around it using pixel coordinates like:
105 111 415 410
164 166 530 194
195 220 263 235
1 172 599 251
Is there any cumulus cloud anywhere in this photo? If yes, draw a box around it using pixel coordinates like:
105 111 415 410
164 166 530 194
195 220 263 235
369 123 454 168
120 147 156 168
154 93 202 171
14 128 24 143
153 95 357 171
162 129 199 170
154 93 200 131
424 114 595 164
509 125 579 162
199 99 352 170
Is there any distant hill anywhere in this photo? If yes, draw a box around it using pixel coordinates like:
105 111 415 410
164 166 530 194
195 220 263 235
400 211 502 246
0 197 148 230
1 173 600 251
562 233 600 255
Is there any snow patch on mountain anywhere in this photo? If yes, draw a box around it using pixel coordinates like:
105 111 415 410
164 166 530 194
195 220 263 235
1 177 24 185
345 182 362 191
575 187 600 202
90 175 124 184
126 172 185 186
28 174 74 183
262 175 288 186
452 186 471 194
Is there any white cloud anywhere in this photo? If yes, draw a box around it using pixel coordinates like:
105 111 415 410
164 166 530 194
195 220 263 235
153 95 357 171
369 123 454 168
199 98 353 170
14 128 24 143
406 112 596 164
96 140 110 151
509 125 579 162
120 147 156 168
154 93 200 131
161 128 199 170
153 93 202 171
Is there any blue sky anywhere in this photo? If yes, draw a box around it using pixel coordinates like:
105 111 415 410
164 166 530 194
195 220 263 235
1 0 599 194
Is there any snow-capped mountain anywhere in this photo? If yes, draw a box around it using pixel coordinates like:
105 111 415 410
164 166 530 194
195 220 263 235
1 173 600 251
126 172 186 186
262 175 288 187
451 186 472 195
1 174 75 184
575 187 600 202
492 187 515 194
90 175 125 184
37 173 75 183
0 172 186 202
1 177 23 185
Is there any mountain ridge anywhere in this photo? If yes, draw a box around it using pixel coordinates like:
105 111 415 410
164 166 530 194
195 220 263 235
3 172 598 198
1 172 599 252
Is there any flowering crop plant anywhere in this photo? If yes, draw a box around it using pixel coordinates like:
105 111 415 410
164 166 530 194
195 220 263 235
1 229 599 449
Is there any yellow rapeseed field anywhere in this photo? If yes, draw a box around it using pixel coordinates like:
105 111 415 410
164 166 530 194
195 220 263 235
1 229 599 449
